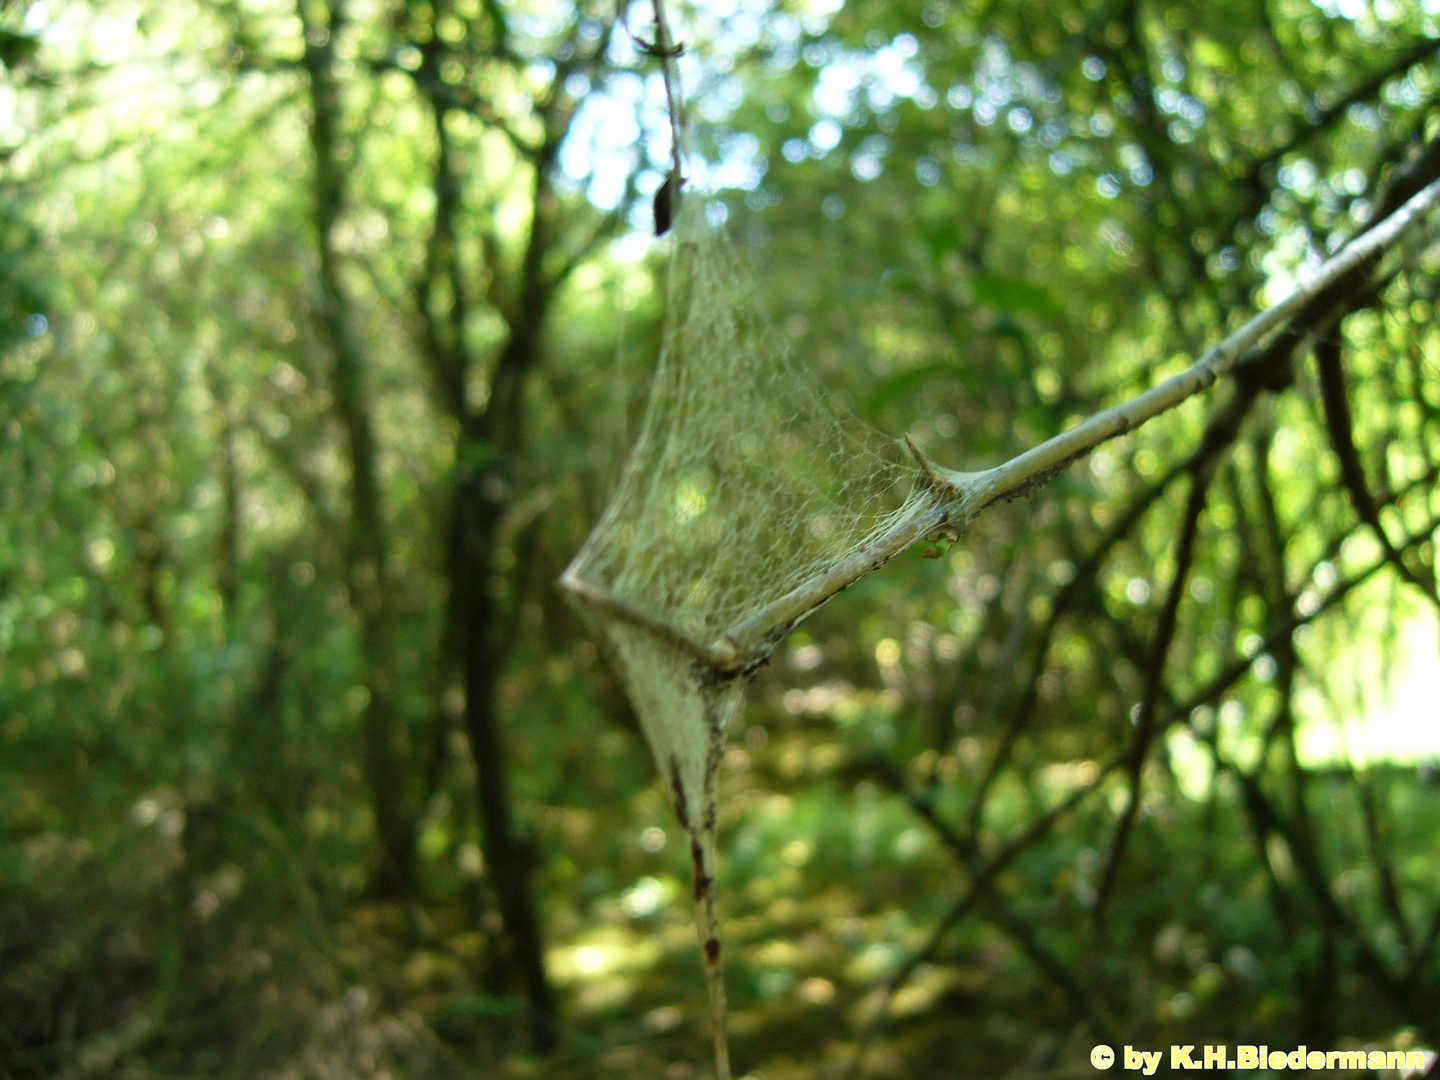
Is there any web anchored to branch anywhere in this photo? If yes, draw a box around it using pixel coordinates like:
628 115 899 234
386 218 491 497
560 192 974 1076
561 164 1440 1075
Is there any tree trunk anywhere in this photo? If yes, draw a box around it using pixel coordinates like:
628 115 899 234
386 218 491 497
300 0 416 897
454 463 557 1048
409 93 560 1045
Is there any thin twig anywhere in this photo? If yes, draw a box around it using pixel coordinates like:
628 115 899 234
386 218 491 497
1315 332 1440 601
1222 751 1435 1038
867 757 1121 1040
558 570 740 669
649 0 685 189
1241 39 1440 196
1092 460 1217 927
1171 506 1440 721
1356 770 1415 954
840 754 1123 1079
1407 898 1440 989
963 385 1261 841
717 176 1440 666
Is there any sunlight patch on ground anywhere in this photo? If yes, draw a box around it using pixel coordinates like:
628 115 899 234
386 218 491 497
549 926 661 985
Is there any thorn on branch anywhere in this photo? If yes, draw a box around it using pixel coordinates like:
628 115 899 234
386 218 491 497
617 0 684 58
903 433 961 500
634 36 684 58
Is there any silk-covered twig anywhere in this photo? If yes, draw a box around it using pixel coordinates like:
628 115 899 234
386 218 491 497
716 176 1440 670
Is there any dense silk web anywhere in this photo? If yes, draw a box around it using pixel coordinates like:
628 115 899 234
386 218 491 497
561 192 949 1077
564 193 945 818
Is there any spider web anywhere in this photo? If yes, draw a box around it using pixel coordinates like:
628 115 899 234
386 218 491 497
561 189 955 1079
564 193 944 815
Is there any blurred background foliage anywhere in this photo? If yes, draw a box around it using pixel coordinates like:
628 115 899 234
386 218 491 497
2 0 1440 1076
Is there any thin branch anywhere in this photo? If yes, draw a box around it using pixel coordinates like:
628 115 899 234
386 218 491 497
413 104 468 420
557 571 740 669
1222 755 1436 1039
372 49 538 159
1092 458 1216 927
1315 332 1440 601
545 193 642 294
715 177 1440 667
1357 771 1415 954
1237 133 1440 387
1407 898 1440 989
1244 39 1439 183
1172 507 1440 721
649 0 686 186
863 757 1119 1040
963 384 1262 840
840 754 1124 1080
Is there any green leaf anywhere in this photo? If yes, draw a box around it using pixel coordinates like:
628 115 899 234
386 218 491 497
866 361 968 413
0 31 40 71
972 272 1066 320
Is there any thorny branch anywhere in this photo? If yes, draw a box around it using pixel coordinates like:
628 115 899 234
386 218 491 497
551 51 1440 1065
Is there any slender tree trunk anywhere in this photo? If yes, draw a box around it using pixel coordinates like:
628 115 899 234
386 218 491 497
416 99 558 1046
208 367 241 641
454 463 557 1048
464 183 560 1040
300 0 415 897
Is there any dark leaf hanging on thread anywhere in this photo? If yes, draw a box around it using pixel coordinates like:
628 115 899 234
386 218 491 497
654 170 684 236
